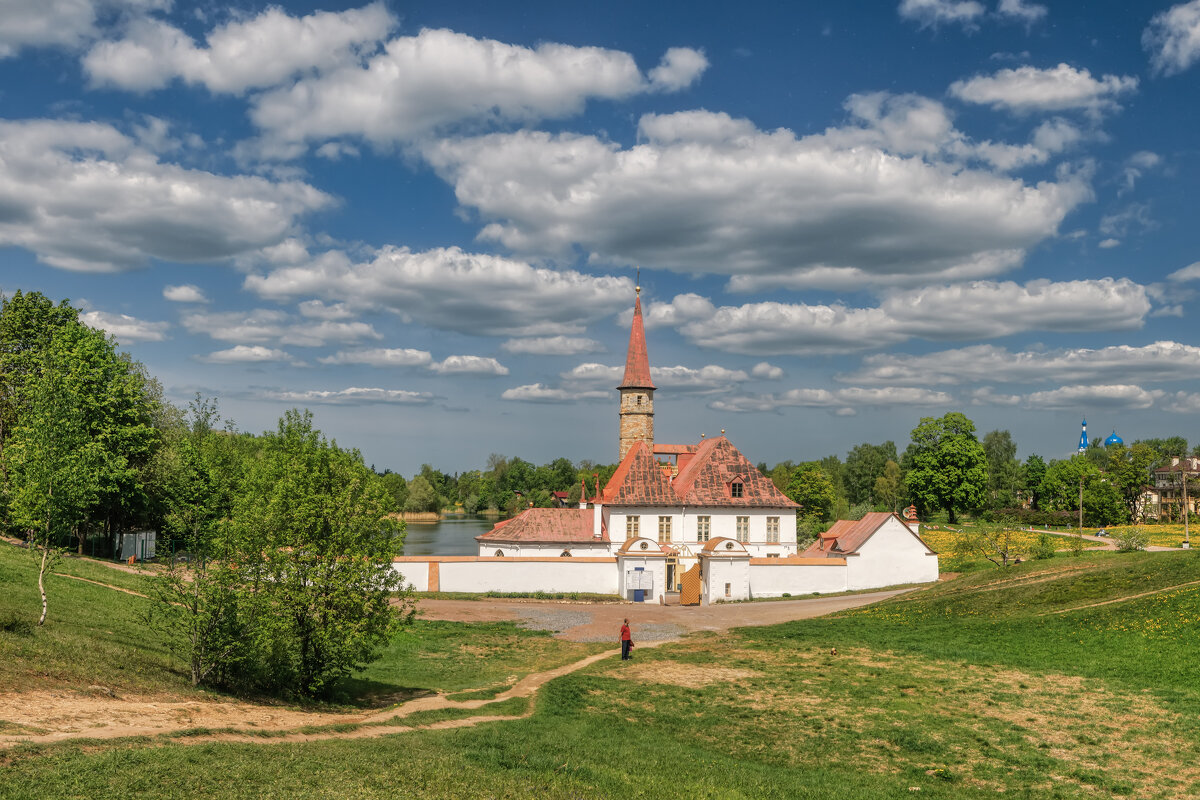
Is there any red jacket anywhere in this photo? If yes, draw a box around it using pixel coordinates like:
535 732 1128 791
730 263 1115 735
620 624 631 641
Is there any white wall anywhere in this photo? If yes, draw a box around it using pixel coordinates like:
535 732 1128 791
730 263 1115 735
748 562 847 597
617 554 667 603
478 541 611 558
394 558 617 595
845 518 939 590
701 557 750 603
606 506 797 555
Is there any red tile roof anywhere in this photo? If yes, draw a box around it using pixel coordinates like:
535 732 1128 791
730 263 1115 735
618 295 655 389
602 441 678 505
672 437 799 508
476 508 603 543
801 512 932 557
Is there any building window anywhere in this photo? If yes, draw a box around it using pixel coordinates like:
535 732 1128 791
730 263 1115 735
730 480 744 498
626 516 639 537
658 516 672 543
724 582 731 597
494 550 504 558
736 516 749 542
766 516 780 543
560 550 572 557
696 515 710 542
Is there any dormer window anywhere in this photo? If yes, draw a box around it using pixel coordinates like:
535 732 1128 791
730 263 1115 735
730 479 744 498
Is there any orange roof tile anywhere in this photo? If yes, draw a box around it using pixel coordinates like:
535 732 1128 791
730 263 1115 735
602 441 677 505
476 508 603 543
618 295 654 389
801 512 932 557
672 437 799 508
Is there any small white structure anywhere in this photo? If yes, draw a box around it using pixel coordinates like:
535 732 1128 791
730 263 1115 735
803 512 939 589
115 529 156 562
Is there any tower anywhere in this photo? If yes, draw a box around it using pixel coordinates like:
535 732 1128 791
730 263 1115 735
1078 419 1088 454
618 285 655 461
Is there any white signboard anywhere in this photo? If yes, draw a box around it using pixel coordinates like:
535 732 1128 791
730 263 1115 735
626 570 655 590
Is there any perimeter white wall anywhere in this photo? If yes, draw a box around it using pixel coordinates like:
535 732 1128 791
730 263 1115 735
748 563 847 597
701 557 750 603
394 558 617 595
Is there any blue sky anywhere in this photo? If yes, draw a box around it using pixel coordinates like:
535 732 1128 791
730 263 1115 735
1 0 1197 474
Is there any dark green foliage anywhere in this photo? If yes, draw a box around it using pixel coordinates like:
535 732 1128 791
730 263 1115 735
843 441 897 505
904 413 988 524
785 462 836 522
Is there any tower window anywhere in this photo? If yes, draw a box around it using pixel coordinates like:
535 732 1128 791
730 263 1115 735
730 480 744 498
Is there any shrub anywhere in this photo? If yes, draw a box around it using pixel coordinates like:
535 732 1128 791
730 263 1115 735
1113 528 1150 552
1030 531 1057 560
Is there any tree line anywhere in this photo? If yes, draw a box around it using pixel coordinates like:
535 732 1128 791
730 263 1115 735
1 292 406 699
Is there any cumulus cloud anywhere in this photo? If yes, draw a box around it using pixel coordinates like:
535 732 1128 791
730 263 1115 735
898 0 986 29
1168 261 1200 281
500 336 604 356
425 109 1090 290
501 384 608 404
1163 391 1200 413
243 244 631 337
0 0 168 59
163 284 208 303
709 386 954 413
181 309 381 347
428 355 509 376
84 3 395 93
201 345 293 363
245 27 705 153
997 0 1047 25
79 309 168 342
1144 1 1200 76
841 341 1200 387
256 387 435 405
949 64 1137 117
1024 384 1163 410
0 119 330 272
648 279 1148 355
318 347 432 367
562 362 751 393
751 362 784 380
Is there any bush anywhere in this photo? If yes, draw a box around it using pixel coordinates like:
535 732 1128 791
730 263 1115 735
1030 531 1057 560
1113 528 1150 552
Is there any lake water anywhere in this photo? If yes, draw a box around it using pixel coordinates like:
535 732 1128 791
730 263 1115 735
400 516 498 555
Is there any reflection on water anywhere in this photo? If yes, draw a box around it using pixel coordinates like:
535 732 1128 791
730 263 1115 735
399 516 498 556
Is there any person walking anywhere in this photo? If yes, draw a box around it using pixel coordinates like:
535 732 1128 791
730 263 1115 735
620 618 633 660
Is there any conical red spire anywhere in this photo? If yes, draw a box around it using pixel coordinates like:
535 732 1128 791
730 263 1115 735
619 292 655 389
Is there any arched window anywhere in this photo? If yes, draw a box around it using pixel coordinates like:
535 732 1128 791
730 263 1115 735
560 550 572 557
494 550 504 558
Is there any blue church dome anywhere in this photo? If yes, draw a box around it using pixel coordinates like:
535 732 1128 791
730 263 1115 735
1105 431 1123 446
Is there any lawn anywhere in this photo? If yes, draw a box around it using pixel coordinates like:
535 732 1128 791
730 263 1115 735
3 546 1199 799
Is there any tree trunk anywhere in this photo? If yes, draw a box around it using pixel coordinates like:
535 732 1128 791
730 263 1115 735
947 506 957 524
37 539 49 626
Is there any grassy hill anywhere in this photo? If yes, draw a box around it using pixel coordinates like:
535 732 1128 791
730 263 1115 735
2 545 1198 799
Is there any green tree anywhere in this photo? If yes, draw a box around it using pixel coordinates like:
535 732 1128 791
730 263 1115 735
1083 480 1127 527
1023 454 1047 510
1106 443 1157 522
904 412 988 524
404 475 439 513
873 459 903 513
982 430 1021 509
6 332 107 625
785 463 836 523
378 472 408 510
230 410 410 697
844 441 897 506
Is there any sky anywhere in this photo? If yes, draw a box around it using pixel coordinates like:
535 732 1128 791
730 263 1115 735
1 0 1198 475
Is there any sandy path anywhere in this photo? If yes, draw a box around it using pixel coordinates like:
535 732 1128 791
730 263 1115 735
0 590 905 748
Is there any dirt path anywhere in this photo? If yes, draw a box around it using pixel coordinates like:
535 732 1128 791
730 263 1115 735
0 590 905 749
1040 578 1200 616
55 573 151 599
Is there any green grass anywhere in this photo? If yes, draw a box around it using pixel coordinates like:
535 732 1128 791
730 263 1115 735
415 590 624 602
4 547 1200 799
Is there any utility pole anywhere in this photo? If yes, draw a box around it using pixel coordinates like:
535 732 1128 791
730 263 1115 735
1184 465 1191 549
1078 474 1084 531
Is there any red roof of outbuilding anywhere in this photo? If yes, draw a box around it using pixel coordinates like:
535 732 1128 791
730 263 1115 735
476 508 603 543
618 295 655 390
801 512 932 557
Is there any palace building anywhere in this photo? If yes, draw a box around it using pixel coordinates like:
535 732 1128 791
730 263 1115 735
393 290 939 603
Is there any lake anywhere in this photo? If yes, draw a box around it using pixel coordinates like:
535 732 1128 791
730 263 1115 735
399 515 498 555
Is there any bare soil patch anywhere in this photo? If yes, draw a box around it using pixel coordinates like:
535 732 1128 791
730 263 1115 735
618 662 761 689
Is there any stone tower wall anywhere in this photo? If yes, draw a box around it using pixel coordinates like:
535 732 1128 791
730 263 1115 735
619 388 654 460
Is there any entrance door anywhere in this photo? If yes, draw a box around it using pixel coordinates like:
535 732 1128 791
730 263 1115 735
680 564 701 606
665 558 677 592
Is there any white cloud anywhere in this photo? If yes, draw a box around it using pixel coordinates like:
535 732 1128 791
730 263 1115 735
898 0 986 29
841 341 1200 387
1163 391 1200 413
501 384 608 404
648 47 709 91
84 3 395 93
244 245 631 337
79 309 168 342
970 387 1022 406
561 362 751 393
163 284 208 303
997 0 1047 24
751 362 784 380
1099 203 1156 239
949 64 1137 117
181 309 380 347
1099 238 1121 248
246 27 705 153
709 385 954 413
650 279 1148 355
1168 261 1200 282
500 336 604 356
428 355 509 376
0 0 169 59
425 109 1090 290
297 300 356 320
1144 1 1200 76
0 119 330 272
201 345 293 363
318 348 432 367
257 387 435 405
1024 384 1163 410
1120 150 1162 193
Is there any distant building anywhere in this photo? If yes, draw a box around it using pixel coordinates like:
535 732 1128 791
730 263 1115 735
1153 457 1199 521
1078 419 1089 454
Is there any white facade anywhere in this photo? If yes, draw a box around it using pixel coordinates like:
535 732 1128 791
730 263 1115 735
395 557 617 594
843 516 939 590
602 506 798 558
